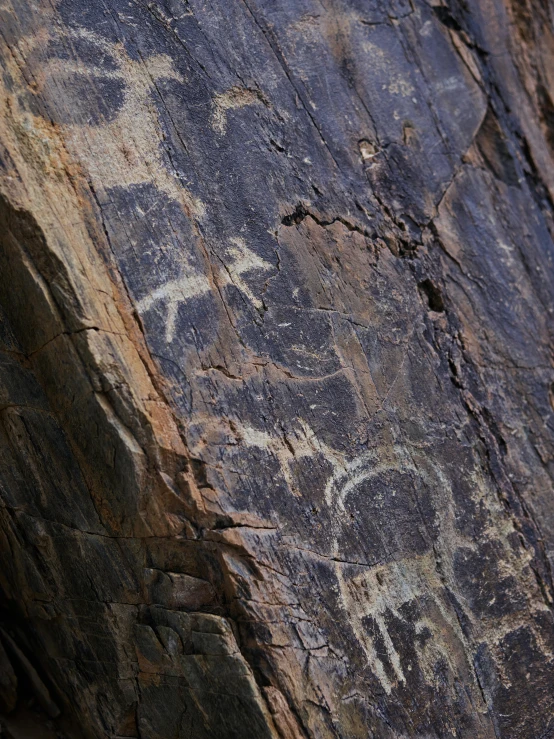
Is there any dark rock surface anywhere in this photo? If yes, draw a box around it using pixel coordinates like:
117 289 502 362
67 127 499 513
1 0 554 736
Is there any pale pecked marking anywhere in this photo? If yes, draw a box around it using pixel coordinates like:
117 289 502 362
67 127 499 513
136 237 273 342
211 86 265 135
39 28 205 217
137 270 211 343
231 417 465 693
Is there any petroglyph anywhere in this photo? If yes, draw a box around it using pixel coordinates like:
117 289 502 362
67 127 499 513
339 550 469 694
234 418 375 494
342 553 432 691
222 237 274 310
136 267 210 343
232 417 466 692
236 419 345 497
136 237 274 341
211 86 266 135
227 403 525 700
38 28 205 216
324 443 426 691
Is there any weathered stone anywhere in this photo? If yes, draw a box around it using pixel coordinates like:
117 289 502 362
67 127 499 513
0 0 554 736
0 636 17 715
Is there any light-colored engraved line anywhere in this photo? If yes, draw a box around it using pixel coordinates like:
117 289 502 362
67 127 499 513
221 237 272 311
135 238 273 342
330 450 418 691
236 419 356 498
38 28 205 217
237 423 319 497
211 86 264 135
136 270 211 343
233 415 428 691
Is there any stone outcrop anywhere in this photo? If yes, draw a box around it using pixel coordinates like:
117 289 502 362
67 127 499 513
1 0 554 736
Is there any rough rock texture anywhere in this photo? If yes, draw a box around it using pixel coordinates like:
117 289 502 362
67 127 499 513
1 0 554 736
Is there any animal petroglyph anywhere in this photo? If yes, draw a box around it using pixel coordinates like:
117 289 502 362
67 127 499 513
220 237 273 311
136 268 210 343
136 237 273 341
233 418 460 692
38 27 204 216
235 418 375 496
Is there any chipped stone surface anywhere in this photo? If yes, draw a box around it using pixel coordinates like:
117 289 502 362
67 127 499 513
0 0 554 736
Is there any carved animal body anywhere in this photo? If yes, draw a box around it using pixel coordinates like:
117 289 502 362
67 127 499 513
1 0 554 737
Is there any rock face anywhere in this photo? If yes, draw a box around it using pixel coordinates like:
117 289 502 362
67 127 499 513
1 0 554 736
